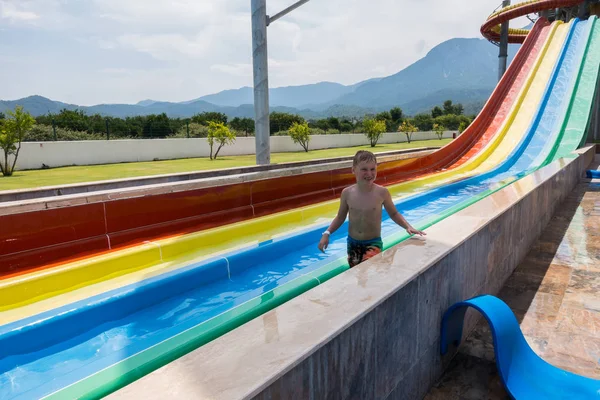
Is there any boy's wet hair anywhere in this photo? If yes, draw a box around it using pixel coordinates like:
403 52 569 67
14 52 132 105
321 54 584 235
353 150 377 167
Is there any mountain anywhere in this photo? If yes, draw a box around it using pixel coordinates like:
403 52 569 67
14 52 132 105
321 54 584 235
399 88 494 115
188 81 355 108
85 100 231 118
1 36 520 119
329 38 518 109
184 38 517 112
0 95 80 116
136 99 158 106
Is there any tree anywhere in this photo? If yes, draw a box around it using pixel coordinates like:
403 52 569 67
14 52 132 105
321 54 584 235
230 117 255 136
431 106 443 118
0 106 35 176
54 109 89 132
143 113 173 138
432 123 445 140
374 111 396 132
326 117 341 131
434 114 471 130
458 121 469 135
289 121 310 152
453 103 464 116
363 118 386 147
443 100 454 115
412 113 434 131
390 107 403 122
398 120 417 144
339 119 353 132
0 112 5 120
270 112 304 134
192 112 228 126
207 121 236 160
375 111 392 122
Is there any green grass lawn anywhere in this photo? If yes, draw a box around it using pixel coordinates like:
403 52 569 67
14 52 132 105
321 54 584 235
0 139 451 191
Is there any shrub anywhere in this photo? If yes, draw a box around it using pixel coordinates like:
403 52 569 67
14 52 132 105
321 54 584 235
289 122 311 152
362 118 386 147
172 123 209 138
207 121 236 160
1 106 35 176
432 123 446 140
23 125 106 141
308 128 326 135
398 120 417 143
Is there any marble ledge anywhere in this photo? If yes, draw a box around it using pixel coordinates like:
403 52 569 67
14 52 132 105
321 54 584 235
0 150 432 216
107 147 597 400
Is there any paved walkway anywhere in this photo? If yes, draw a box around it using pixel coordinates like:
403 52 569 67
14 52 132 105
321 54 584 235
425 174 600 399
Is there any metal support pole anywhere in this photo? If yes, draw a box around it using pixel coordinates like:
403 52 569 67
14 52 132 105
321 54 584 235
579 0 590 20
251 0 270 165
498 0 511 81
268 0 311 25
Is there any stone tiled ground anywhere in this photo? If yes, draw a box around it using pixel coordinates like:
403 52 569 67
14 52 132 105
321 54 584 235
425 179 600 399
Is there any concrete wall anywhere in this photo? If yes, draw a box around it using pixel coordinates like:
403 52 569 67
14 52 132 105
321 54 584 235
14 131 453 170
0 148 436 205
249 149 592 400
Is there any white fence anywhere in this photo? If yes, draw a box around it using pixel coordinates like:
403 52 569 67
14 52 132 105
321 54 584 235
14 131 453 170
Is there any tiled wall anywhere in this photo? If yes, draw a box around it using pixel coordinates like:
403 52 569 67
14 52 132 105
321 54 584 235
250 152 590 400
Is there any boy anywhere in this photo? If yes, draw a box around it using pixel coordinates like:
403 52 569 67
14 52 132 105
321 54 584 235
318 150 425 267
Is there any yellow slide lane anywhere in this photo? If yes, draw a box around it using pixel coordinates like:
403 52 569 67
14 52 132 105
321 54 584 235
0 21 568 325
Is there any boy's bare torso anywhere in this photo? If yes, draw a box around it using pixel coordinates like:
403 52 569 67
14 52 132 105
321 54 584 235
345 184 385 240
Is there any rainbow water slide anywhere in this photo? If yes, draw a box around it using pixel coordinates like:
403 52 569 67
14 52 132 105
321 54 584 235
0 17 549 278
1 3 600 399
0 18 561 319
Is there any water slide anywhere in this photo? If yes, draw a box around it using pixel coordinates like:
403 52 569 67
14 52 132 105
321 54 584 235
1 5 599 400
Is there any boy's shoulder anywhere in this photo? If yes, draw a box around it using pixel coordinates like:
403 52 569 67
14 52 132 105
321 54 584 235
374 183 389 195
342 184 357 194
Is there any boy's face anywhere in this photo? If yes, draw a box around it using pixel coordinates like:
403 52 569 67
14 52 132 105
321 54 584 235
352 160 377 185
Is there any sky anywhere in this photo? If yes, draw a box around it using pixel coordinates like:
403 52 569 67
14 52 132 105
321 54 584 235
0 0 531 105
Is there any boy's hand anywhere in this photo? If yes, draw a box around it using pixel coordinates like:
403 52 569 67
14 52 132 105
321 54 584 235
318 234 330 252
406 227 426 236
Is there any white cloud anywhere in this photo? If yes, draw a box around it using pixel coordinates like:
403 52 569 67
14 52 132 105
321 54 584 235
0 0 526 104
0 1 39 22
117 33 213 60
210 63 252 77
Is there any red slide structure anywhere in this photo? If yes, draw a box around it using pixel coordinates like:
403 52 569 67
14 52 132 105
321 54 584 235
481 0 584 43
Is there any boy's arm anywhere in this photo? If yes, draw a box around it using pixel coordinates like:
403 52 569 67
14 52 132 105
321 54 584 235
382 188 426 236
318 188 350 252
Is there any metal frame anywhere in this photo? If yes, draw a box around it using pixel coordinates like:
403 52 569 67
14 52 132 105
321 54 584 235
251 0 311 165
498 0 511 80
